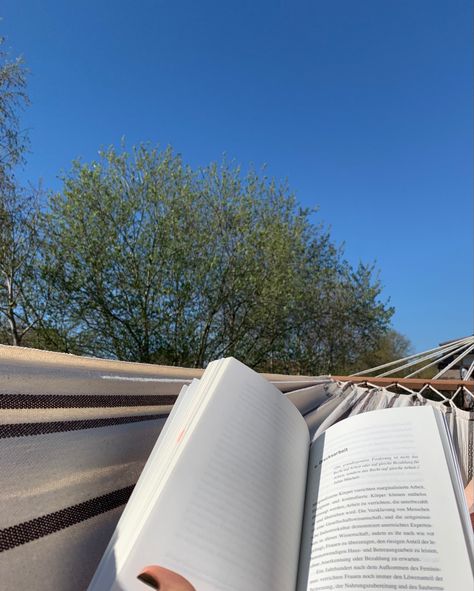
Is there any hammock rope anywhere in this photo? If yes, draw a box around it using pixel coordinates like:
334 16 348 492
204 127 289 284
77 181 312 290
352 335 474 381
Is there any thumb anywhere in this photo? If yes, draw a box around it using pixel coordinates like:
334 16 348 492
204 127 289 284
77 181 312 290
137 565 196 591
465 479 474 512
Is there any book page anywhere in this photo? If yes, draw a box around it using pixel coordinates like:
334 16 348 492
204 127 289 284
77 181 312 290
297 406 474 591
94 358 310 591
88 379 204 590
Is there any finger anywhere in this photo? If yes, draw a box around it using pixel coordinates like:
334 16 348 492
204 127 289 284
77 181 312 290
464 479 474 512
137 565 196 591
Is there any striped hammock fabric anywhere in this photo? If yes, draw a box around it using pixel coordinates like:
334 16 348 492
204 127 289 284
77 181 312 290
0 346 472 590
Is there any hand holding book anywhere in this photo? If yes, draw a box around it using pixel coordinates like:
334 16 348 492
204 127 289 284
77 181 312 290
137 481 474 591
89 358 474 591
138 478 474 591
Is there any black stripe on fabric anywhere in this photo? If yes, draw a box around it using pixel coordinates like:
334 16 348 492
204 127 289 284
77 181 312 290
0 485 135 552
0 393 177 409
386 394 399 409
0 413 168 439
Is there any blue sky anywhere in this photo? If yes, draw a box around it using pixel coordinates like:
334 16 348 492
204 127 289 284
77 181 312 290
2 0 472 353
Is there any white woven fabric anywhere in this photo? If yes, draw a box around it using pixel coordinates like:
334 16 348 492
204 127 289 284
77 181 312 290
0 346 472 590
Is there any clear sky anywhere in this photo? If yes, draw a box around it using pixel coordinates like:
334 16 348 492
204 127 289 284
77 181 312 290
2 0 472 353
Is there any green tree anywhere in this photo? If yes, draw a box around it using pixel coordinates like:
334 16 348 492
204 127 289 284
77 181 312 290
0 34 46 346
40 144 395 372
0 188 45 346
0 34 29 188
357 329 412 371
271 257 396 374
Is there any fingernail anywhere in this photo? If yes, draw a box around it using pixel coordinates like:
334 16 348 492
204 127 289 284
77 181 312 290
137 572 160 589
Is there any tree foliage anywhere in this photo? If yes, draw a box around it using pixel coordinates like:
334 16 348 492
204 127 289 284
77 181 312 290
39 144 397 373
0 30 412 373
0 35 29 188
0 34 45 346
0 189 45 346
355 329 412 374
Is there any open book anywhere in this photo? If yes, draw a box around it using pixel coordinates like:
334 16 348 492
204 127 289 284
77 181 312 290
89 358 474 591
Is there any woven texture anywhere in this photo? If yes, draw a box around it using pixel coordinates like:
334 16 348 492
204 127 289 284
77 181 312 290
0 345 472 590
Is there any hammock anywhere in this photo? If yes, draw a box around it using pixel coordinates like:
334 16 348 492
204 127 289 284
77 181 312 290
0 343 472 590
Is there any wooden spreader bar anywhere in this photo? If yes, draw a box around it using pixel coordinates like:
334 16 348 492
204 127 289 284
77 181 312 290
332 375 474 394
